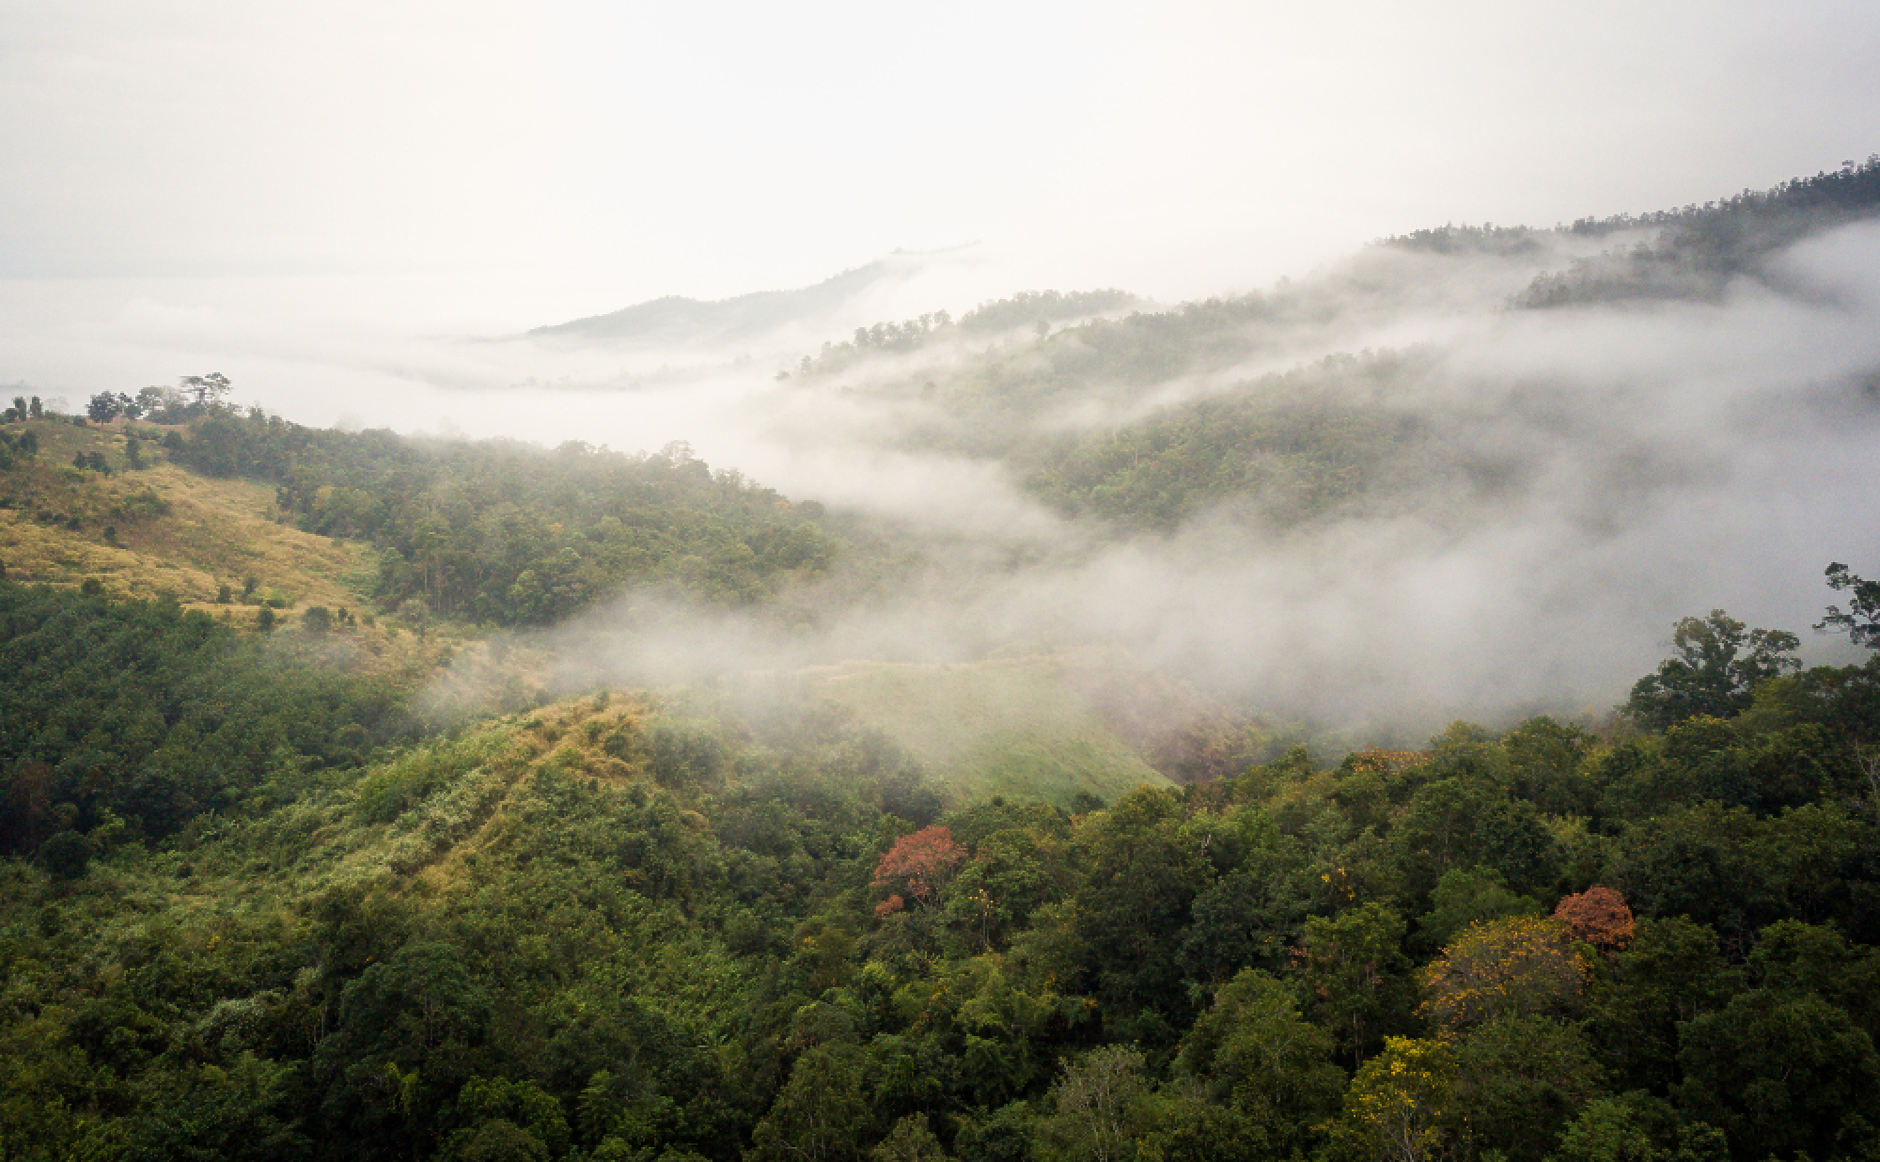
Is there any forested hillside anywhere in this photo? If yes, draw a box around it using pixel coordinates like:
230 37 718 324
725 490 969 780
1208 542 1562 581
170 410 832 626
784 158 1880 543
1019 353 1427 532
3 568 1880 1161
0 585 409 849
1519 155 1880 306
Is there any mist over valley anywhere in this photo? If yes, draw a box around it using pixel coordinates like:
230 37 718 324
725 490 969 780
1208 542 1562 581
26 172 1871 748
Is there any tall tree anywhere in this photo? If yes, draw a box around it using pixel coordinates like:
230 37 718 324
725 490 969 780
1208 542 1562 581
1173 969 1343 1158
1034 1045 1153 1162
1626 611 1800 730
1817 563 1880 649
1291 903 1417 1066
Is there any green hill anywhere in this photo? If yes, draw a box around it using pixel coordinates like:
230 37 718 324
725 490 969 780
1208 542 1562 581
5 585 1880 1160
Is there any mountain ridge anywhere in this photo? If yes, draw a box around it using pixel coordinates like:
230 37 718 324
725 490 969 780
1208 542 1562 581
530 251 947 346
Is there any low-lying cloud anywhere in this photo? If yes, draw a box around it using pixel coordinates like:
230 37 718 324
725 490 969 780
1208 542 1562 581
9 224 1879 744
506 222 1880 737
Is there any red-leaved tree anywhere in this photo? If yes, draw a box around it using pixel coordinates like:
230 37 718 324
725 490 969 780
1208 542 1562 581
1553 887 1635 952
872 826 967 915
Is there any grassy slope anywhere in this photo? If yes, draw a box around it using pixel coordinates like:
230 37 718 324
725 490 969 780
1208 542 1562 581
782 654 1171 807
40 695 652 928
0 418 457 679
0 419 368 611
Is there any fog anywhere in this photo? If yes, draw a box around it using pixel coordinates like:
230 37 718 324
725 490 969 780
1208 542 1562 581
7 4 1880 747
374 219 1880 743
7 223 1877 742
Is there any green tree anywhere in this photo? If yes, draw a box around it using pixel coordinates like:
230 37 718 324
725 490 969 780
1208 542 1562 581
1748 919 1880 1039
1499 716 1597 815
748 1043 869 1162
1448 1016 1605 1162
443 1076 570 1160
872 1113 950 1162
87 391 123 422
943 826 1063 950
1292 902 1417 1066
36 829 91 879
1173 968 1343 1158
135 385 178 419
1551 1093 1700 1162
132 1052 310 1161
443 1121 548 1162
1674 989 1880 1161
1179 832 1319 977
1817 562 1880 649
1579 906 1737 1098
1390 777 1559 902
954 1103 1035 1162
181 371 233 409
1071 787 1213 1019
1035 1045 1154 1162
1626 611 1800 730
1414 867 1542 952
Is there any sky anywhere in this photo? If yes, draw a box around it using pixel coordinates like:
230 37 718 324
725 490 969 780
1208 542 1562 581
4 0 1880 319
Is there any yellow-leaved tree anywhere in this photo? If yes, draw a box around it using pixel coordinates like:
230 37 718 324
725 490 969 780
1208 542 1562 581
1328 1036 1459 1162
1418 915 1589 1032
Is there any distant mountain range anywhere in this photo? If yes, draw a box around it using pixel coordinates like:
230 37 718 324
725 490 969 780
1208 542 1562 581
530 250 939 346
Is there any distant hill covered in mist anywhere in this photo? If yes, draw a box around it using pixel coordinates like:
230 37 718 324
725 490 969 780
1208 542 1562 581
784 157 1880 541
530 251 940 346
1517 154 1880 306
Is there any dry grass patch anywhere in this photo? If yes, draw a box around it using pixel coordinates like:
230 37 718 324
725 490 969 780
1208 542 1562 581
0 419 470 679
0 419 372 609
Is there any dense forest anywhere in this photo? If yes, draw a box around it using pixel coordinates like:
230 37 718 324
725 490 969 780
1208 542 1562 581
0 585 409 849
167 410 831 626
3 564 1879 1161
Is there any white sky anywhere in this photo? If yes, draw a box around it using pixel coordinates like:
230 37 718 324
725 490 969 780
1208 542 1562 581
4 0 1879 319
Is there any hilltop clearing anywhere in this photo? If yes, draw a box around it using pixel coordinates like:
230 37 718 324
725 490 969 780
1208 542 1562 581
0 418 372 615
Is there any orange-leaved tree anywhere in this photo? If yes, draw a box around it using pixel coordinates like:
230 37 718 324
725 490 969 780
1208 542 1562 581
872 825 967 915
1419 915 1589 1032
1553 886 1635 953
